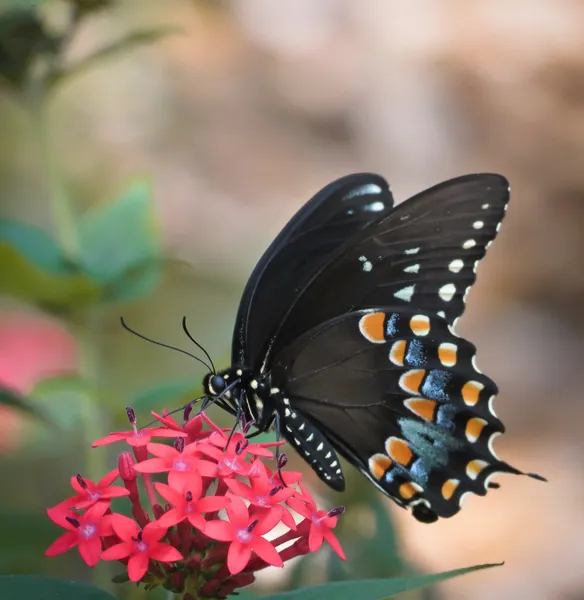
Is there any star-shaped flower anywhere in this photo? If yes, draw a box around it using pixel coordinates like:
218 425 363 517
101 515 183 582
286 485 346 560
45 502 113 566
153 479 231 530
205 497 283 575
132 440 216 488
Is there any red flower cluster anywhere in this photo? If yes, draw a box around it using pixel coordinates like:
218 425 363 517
45 407 345 598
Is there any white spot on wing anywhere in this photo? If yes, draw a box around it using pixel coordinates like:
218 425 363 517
346 183 383 199
463 239 476 249
438 283 456 302
473 220 484 229
394 285 416 302
404 247 420 255
437 310 446 318
481 203 490 210
404 264 420 274
364 200 385 212
448 259 464 273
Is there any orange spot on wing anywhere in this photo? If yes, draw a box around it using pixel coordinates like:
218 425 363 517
465 417 487 442
399 481 422 500
404 398 437 421
466 459 488 480
442 478 459 500
389 340 407 366
410 315 430 336
462 380 484 406
386 437 413 466
438 342 457 367
359 312 386 343
399 369 425 395
368 454 392 480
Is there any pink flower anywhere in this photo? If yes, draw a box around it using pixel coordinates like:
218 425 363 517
287 485 346 560
205 496 283 575
133 440 216 488
153 479 230 530
47 470 129 517
226 469 296 530
101 515 182 582
45 502 112 566
92 407 186 449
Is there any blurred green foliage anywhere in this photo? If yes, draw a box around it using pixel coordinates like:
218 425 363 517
0 1 498 599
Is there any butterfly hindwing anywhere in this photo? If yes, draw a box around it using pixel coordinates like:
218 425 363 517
272 307 531 520
267 174 510 362
232 173 394 367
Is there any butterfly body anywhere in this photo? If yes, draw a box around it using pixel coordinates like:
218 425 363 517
201 173 543 523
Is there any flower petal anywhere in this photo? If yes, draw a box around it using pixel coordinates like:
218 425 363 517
150 428 188 439
98 468 120 488
133 458 171 473
101 542 131 561
148 542 183 563
128 553 149 582
155 508 183 529
251 536 283 568
246 445 274 458
151 411 182 431
286 497 312 519
278 506 297 531
204 520 234 542
323 529 346 560
143 521 168 542
154 482 184 505
255 507 285 536
226 496 249 527
46 501 76 527
109 514 140 541
308 523 324 552
85 501 110 521
225 479 253 500
146 443 179 458
196 495 231 513
79 536 102 567
100 486 130 499
91 433 129 447
227 540 252 575
44 532 77 556
186 513 206 531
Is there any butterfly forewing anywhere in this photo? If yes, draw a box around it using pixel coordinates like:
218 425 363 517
266 174 510 363
271 307 530 520
232 173 394 368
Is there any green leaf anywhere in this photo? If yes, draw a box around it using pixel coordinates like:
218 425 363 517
131 379 201 414
0 384 51 423
258 563 502 600
0 575 116 600
29 376 90 431
78 182 163 303
0 220 101 309
49 26 181 88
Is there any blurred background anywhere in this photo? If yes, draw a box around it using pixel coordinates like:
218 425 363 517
0 0 580 598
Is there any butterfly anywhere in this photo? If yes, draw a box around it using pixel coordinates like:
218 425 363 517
199 173 544 523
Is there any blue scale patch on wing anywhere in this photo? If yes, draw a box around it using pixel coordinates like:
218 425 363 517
272 307 545 522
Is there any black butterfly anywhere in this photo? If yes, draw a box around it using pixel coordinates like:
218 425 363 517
199 173 544 523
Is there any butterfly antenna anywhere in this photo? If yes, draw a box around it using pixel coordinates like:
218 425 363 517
120 317 212 372
182 316 216 374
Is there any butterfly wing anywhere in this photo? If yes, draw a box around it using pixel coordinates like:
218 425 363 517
271 308 542 521
232 173 394 368
266 174 510 363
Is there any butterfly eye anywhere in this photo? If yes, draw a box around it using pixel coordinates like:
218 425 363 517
209 375 227 396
